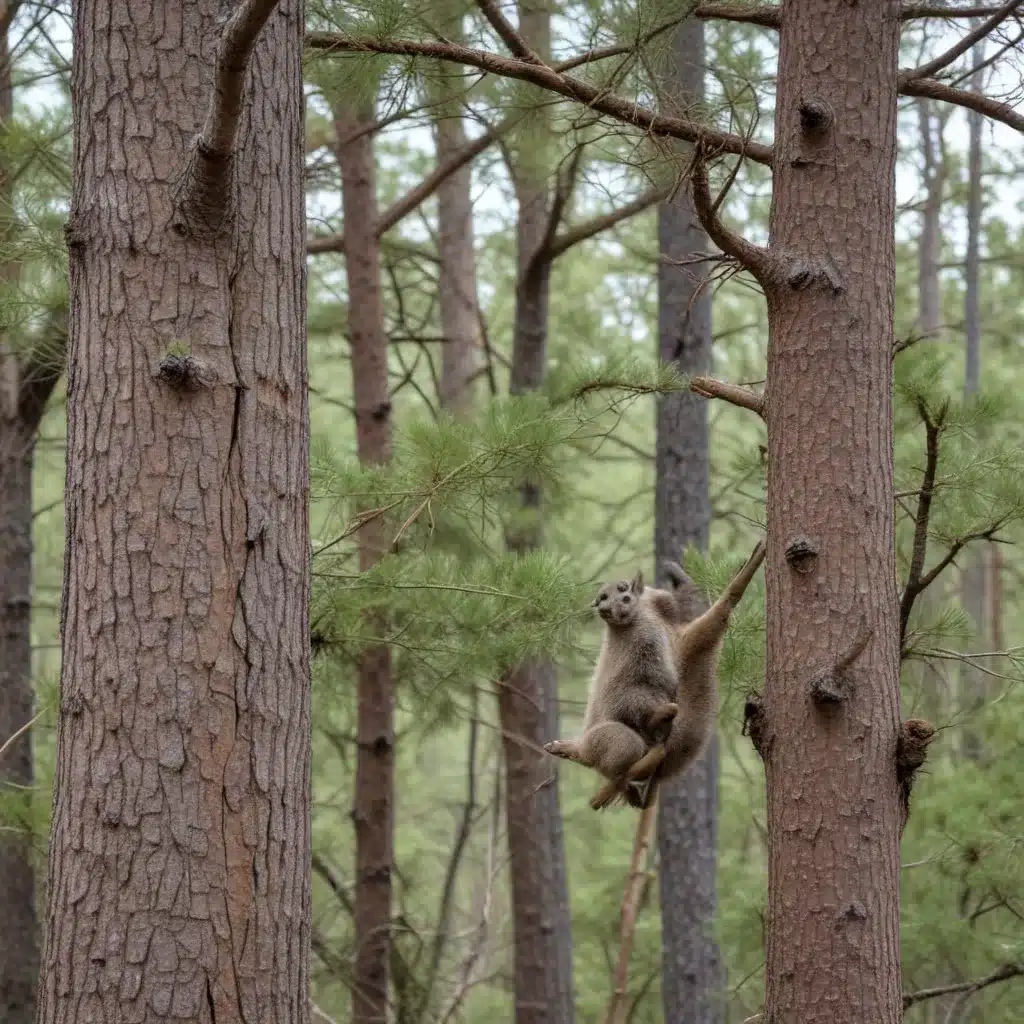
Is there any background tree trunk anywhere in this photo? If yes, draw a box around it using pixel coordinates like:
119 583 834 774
431 3 481 416
760 0 903 1019
499 3 575 1020
653 18 722 1024
959 38 987 760
334 100 396 1024
37 4 311 1022
0 17 55 1021
915 99 945 339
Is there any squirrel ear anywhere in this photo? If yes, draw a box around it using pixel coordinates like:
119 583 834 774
631 571 644 593
590 596 600 607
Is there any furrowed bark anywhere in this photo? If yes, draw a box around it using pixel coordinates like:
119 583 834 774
760 0 903 1019
38 3 311 1023
499 4 575 1021
654 17 724 1024
333 100 396 1024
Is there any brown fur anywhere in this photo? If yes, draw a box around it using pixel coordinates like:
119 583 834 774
546 541 766 810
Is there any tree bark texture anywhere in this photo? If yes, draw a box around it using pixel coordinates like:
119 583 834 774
500 5 575 1022
334 102 396 1024
431 5 481 416
38 4 311 1023
653 18 723 1024
760 0 903 1020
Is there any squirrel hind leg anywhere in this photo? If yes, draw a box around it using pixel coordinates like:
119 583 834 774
589 744 666 811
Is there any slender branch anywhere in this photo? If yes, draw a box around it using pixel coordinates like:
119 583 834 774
690 375 765 418
901 3 1012 17
900 0 1022 81
899 401 946 643
690 150 774 280
308 122 504 254
177 0 282 231
604 802 658 1024
899 76 1024 133
306 33 774 165
475 0 543 63
547 186 669 260
903 962 1023 1009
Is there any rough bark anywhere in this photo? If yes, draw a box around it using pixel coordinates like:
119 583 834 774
653 18 723 1024
959 38 987 759
759 0 903 1019
38 4 311 1023
499 3 575 1021
334 101 395 1024
431 5 481 416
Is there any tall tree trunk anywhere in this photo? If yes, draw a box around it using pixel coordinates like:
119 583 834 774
759 0 902 1019
915 100 944 338
334 101 395 1024
653 18 722 1024
0 19 52 1022
959 38 986 760
37 4 311 1023
431 4 480 416
499 3 575 1021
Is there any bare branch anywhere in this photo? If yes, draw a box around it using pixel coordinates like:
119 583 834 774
901 3 1013 17
306 33 774 165
690 151 774 281
604 802 658 1024
176 0 282 233
476 0 543 63
903 962 1023 1009
900 76 1024 133
900 0 1022 81
690 375 765 418
547 187 668 260
899 400 946 644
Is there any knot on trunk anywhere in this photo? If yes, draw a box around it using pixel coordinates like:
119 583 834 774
798 98 833 135
896 717 935 829
157 354 215 390
742 693 769 758
785 535 818 573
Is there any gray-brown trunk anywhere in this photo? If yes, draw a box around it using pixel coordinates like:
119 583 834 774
431 4 481 416
959 39 987 760
334 100 396 1024
499 4 575 1021
916 100 944 338
761 0 903 1019
653 17 722 1024
37 4 311 1022
0 20 42 1021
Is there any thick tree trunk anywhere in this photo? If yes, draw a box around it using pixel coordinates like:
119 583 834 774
760 0 903 1020
431 5 481 416
499 4 575 1022
334 102 396 1024
37 4 311 1023
653 18 722 1024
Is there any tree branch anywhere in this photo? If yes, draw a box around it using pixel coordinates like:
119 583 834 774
903 962 1023 1009
899 400 946 644
690 375 765 418
176 0 282 234
306 34 774 165
604 802 657 1024
899 76 1024 133
546 186 669 260
476 0 544 63
900 0 1022 81
690 149 774 280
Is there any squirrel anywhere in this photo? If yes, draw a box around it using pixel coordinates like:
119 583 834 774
545 540 766 810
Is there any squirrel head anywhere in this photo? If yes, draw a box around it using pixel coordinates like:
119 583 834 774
591 571 644 627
